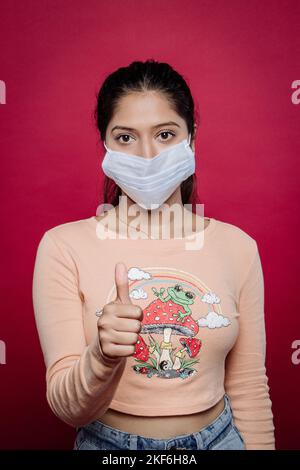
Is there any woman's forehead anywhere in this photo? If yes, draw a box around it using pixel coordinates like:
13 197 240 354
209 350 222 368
112 91 180 121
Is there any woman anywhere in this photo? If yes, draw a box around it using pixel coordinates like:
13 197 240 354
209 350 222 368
32 59 276 450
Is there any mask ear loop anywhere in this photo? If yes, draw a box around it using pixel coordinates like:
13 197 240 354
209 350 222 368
186 133 192 147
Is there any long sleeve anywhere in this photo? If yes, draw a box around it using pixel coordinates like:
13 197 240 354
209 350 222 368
32 230 126 428
224 242 276 449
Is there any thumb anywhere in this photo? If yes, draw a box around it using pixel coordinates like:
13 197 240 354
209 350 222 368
115 262 132 304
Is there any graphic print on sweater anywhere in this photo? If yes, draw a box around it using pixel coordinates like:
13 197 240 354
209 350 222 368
104 266 231 381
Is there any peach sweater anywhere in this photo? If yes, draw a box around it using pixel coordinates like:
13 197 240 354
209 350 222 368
32 215 275 450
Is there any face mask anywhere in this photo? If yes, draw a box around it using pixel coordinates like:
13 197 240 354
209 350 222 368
102 134 195 210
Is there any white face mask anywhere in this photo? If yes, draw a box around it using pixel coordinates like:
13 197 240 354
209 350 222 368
102 134 195 210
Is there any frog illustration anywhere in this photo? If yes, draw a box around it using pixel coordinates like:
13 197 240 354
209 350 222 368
152 284 195 322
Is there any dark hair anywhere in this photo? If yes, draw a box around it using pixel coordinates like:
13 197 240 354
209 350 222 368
93 59 201 210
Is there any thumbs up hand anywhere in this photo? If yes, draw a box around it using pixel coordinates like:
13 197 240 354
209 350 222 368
114 262 134 305
96 262 143 361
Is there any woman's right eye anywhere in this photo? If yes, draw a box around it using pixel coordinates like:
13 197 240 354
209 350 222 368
115 134 134 144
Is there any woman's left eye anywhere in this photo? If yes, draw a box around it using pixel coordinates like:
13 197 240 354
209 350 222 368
158 131 175 141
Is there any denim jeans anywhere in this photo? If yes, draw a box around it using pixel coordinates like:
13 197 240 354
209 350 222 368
73 393 246 450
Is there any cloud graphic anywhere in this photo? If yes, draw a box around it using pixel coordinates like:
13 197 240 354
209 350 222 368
201 292 220 304
198 311 230 328
130 288 148 300
128 267 151 281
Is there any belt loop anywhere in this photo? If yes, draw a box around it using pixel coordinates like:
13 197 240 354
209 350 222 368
129 433 138 450
192 430 204 450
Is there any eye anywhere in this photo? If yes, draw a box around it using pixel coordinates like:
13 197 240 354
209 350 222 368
157 130 175 142
185 291 195 299
114 134 135 144
114 130 176 145
174 284 182 291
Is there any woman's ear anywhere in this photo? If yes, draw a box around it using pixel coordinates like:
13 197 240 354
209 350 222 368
191 124 197 152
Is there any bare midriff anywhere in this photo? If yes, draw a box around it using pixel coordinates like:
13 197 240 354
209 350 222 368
97 395 226 438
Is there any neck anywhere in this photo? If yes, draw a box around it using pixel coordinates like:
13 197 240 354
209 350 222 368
113 188 201 239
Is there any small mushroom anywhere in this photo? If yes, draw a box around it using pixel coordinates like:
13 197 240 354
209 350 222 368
172 337 202 370
133 334 149 362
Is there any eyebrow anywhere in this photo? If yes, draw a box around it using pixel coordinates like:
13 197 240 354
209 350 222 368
111 121 181 133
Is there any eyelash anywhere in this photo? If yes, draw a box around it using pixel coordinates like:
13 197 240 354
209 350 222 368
114 130 176 144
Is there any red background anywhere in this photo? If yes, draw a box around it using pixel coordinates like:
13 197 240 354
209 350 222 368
0 0 299 450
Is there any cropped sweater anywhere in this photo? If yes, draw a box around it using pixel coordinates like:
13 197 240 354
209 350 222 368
32 215 276 449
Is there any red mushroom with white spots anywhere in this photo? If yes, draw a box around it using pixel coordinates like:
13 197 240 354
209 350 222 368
133 334 149 362
141 294 199 369
172 337 202 370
